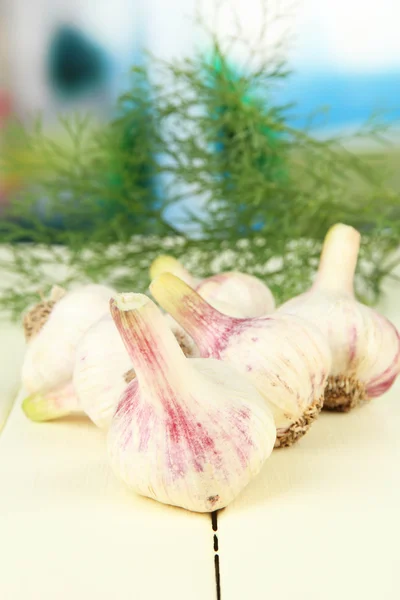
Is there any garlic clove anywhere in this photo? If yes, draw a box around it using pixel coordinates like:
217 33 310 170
107 292 276 512
149 256 275 318
150 273 331 447
279 223 400 412
22 381 80 422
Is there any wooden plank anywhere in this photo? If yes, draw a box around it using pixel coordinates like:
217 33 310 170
0 397 216 600
218 279 400 600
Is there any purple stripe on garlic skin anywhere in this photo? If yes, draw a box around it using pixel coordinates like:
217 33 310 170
150 274 331 445
278 223 400 410
107 293 276 513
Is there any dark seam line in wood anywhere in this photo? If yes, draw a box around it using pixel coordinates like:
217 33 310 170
211 511 221 600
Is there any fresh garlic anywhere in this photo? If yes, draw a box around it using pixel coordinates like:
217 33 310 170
150 274 331 447
22 284 114 421
73 315 133 429
149 255 275 317
279 223 400 411
74 310 198 430
107 293 276 512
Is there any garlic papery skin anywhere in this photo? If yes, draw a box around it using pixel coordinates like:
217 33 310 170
196 272 275 317
149 255 275 318
74 315 134 429
107 293 276 512
279 223 400 412
22 284 115 421
150 274 331 447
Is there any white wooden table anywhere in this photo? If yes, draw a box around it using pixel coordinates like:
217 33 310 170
0 277 399 600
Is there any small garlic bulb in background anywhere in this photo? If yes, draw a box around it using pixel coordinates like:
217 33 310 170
21 284 114 422
74 311 198 430
150 274 331 447
278 223 400 411
149 255 275 317
107 293 276 513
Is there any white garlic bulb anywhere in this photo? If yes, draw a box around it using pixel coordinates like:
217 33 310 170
149 255 275 317
196 271 275 317
74 315 133 429
107 293 276 512
279 223 400 411
150 274 331 447
22 284 114 421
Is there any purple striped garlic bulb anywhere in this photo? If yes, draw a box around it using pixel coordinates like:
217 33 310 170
149 255 275 318
279 223 400 412
107 293 276 513
21 284 114 422
150 274 331 448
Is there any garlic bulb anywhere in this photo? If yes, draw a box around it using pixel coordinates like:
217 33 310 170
150 274 331 447
107 293 276 512
149 255 275 317
22 284 114 421
279 223 400 411
74 315 133 429
74 311 198 430
196 272 275 317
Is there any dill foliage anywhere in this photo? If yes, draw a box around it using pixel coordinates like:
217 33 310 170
1 3 399 318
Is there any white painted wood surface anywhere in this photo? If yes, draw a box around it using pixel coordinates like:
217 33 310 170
0 395 215 600
0 275 399 600
219 274 400 600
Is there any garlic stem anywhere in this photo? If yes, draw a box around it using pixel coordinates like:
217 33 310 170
110 293 189 389
150 274 234 356
22 381 80 422
314 223 360 294
149 255 196 286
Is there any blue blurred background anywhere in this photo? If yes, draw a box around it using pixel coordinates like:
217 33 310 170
1 0 399 204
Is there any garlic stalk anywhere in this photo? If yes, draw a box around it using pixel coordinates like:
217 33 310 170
107 293 276 512
279 223 400 411
22 382 80 422
150 255 199 287
22 284 114 422
150 274 331 447
74 311 199 430
149 255 275 317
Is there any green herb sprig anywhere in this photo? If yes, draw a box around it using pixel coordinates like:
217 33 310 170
1 2 399 318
